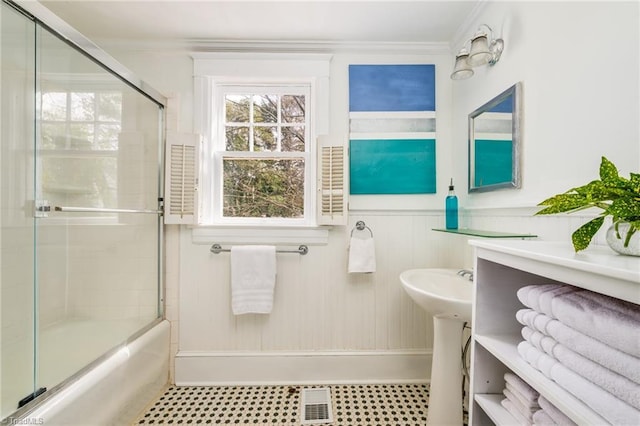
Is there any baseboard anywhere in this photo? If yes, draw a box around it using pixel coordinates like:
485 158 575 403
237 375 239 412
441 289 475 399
175 350 431 386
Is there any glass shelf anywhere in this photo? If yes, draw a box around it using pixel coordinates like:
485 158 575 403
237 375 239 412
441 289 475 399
432 228 537 238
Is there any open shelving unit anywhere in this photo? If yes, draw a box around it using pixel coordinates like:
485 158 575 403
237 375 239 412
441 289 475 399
468 240 640 425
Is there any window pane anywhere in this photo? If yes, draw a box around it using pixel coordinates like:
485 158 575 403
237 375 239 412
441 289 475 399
70 92 95 121
41 123 66 149
282 95 305 123
96 124 121 150
254 126 277 152
253 95 277 123
69 123 94 149
281 126 305 152
226 126 249 151
97 92 122 122
223 158 304 218
42 92 67 121
225 95 250 122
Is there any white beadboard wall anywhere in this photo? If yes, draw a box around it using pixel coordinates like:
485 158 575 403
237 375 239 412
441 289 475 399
175 213 470 384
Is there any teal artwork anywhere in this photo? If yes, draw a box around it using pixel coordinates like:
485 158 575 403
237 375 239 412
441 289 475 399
349 139 436 194
474 139 513 187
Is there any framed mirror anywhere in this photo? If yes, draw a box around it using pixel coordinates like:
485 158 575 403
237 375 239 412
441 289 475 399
468 82 522 192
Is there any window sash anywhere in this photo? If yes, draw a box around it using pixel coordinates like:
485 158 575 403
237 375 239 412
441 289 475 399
211 83 314 226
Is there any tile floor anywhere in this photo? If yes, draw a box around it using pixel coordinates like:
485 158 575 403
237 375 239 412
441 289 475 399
133 383 435 425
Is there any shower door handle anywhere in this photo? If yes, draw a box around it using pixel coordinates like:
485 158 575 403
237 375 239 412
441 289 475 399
54 206 163 215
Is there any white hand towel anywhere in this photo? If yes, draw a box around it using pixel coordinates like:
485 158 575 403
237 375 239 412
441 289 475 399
348 236 376 273
230 245 276 315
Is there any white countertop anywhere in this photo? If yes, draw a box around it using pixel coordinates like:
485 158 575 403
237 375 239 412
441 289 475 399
469 240 640 303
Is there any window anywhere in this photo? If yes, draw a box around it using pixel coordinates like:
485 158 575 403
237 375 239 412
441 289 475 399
175 53 344 234
213 85 313 225
39 86 122 213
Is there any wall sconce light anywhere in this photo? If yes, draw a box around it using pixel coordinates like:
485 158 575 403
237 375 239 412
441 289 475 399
450 24 504 80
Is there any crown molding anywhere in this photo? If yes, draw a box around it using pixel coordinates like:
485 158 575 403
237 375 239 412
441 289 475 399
92 38 452 56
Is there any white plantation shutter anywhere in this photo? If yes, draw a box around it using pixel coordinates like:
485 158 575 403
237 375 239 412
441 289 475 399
164 131 200 225
317 136 347 225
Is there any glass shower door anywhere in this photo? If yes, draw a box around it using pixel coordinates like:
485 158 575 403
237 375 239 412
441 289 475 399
0 1 37 419
2 1 164 419
33 21 164 394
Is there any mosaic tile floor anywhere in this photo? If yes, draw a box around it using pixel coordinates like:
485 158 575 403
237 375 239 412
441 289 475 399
134 384 435 425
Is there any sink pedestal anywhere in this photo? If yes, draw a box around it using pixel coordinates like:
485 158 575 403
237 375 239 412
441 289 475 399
427 317 464 426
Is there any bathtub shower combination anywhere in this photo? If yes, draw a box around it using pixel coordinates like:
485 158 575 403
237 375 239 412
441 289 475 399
1 0 169 424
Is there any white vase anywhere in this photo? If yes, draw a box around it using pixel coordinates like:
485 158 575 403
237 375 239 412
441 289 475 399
606 222 640 256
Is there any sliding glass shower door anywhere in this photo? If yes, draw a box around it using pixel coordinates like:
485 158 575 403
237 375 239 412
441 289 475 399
1 1 37 418
1 0 165 419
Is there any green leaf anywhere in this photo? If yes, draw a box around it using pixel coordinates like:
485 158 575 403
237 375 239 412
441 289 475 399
535 193 588 214
571 216 605 252
599 156 620 186
630 173 640 193
606 198 640 221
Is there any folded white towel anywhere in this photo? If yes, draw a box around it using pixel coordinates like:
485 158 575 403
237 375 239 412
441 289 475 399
503 387 537 421
532 409 556 425
230 245 277 315
348 236 376 273
501 398 532 426
518 341 640 425
504 372 540 407
517 285 640 357
522 326 640 409
517 308 640 384
516 284 575 315
537 395 577 426
551 291 640 357
505 383 540 411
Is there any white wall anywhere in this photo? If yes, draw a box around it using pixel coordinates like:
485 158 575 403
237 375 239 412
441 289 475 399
453 1 639 209
101 0 639 384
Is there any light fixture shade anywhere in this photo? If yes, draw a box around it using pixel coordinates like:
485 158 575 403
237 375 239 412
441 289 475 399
468 33 492 67
450 51 474 80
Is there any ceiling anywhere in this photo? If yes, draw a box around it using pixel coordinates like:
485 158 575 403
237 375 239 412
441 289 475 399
36 1 480 50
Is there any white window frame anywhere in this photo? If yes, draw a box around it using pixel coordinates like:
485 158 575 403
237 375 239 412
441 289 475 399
212 83 314 226
192 53 332 233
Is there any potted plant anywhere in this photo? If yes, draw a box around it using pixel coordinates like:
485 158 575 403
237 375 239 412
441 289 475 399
535 156 640 254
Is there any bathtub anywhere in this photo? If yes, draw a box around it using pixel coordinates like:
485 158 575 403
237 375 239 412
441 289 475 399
8 319 169 425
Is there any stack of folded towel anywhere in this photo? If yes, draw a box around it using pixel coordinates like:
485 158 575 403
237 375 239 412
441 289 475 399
515 284 640 425
501 372 578 426
501 373 540 425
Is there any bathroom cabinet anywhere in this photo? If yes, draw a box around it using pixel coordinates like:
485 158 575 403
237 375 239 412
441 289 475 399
468 240 640 425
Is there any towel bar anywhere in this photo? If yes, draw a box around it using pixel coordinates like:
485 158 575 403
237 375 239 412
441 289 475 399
210 244 309 255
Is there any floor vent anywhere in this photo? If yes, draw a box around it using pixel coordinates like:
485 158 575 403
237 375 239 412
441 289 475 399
300 387 333 425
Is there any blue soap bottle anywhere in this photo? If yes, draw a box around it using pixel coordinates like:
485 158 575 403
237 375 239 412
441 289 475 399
445 178 458 230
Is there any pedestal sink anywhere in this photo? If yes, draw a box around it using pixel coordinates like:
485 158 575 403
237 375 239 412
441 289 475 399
399 268 473 426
